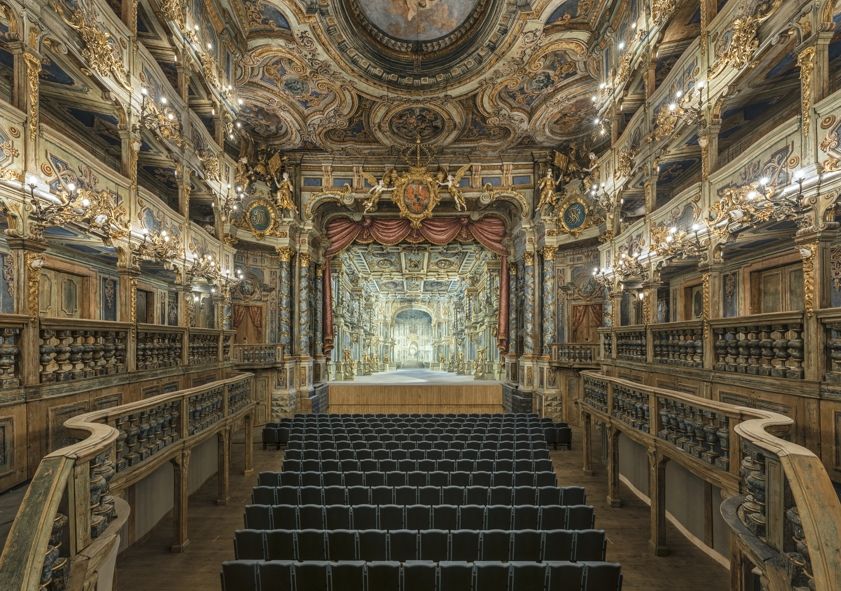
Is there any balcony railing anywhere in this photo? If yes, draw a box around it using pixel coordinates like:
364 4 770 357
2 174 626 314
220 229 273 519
549 342 599 365
615 326 646 362
709 312 804 380
651 321 704 369
0 373 254 591
578 372 841 591
232 343 284 366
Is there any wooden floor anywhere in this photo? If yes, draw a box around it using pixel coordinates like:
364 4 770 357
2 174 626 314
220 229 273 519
115 432 729 591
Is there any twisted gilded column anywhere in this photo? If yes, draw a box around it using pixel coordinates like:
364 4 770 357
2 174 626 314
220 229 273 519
523 250 537 356
542 246 556 355
276 247 292 355
296 252 311 356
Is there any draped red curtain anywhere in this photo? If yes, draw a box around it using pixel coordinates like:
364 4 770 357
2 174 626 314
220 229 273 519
322 216 510 355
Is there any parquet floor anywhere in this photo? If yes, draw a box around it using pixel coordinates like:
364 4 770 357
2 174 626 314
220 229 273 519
115 432 729 591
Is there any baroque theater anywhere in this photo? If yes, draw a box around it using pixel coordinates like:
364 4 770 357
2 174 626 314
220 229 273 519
0 0 839 590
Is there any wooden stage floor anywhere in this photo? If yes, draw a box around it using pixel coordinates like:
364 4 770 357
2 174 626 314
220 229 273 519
328 370 504 414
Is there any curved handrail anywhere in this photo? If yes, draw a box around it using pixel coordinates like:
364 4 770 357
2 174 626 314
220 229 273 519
578 371 841 591
0 373 254 591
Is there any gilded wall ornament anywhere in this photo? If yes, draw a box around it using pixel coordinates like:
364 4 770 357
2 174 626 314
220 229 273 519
797 46 815 138
56 1 130 87
25 252 43 320
22 52 41 144
615 148 635 179
159 0 186 29
799 242 818 315
237 198 279 240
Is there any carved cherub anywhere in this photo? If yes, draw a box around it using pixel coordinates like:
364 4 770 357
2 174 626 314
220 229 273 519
362 171 395 213
437 163 471 212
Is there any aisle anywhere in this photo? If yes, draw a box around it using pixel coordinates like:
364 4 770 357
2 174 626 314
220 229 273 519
349 369 499 384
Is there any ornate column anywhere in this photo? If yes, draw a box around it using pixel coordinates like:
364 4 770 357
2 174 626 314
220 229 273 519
313 261 325 384
276 247 292 356
522 250 537 356
542 246 557 355
116 248 139 372
643 173 658 215
797 231 834 383
294 250 313 403
6 237 46 385
10 17 42 172
178 167 191 219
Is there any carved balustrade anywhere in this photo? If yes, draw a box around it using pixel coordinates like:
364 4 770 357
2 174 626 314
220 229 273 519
39 319 130 383
651 321 704 368
550 342 599 365
188 329 220 366
710 313 804 379
615 326 646 361
232 343 284 365
136 325 184 370
0 373 254 591
818 310 841 386
611 383 649 432
598 327 613 360
0 314 26 389
582 374 608 413
579 371 841 591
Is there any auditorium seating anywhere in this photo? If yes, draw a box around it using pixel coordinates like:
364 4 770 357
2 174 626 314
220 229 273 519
228 414 621 591
220 559 621 591
233 529 607 562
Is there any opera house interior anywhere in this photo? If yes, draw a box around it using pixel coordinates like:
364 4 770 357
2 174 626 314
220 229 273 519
1 0 841 589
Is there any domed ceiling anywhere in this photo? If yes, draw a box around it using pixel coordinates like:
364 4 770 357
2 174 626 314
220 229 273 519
233 0 601 154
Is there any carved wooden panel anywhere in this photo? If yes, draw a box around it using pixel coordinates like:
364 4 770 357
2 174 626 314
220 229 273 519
39 269 87 319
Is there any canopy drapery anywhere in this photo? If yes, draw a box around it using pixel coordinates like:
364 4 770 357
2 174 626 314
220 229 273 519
321 216 510 355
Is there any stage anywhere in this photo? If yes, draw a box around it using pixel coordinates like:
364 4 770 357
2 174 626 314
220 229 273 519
327 370 504 414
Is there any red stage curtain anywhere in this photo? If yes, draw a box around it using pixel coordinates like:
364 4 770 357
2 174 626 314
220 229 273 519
322 216 510 355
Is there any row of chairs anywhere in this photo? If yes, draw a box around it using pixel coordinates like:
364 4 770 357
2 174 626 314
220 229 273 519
283 448 550 462
259 471 557 489
272 413 547 422
252 485 584 507
244 504 595 532
221 559 622 591
234 528 606 563
281 438 546 451
284 427 548 436
287 433 546 444
280 459 555 475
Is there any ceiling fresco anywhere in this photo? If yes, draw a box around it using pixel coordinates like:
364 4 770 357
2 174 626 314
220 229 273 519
358 0 479 41
232 0 603 153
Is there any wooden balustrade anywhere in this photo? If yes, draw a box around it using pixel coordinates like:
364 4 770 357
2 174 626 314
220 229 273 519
188 328 222 366
651 321 704 368
615 326 646 361
232 343 284 365
136 324 185 370
709 312 804 379
0 373 255 591
0 314 27 389
39 318 131 383
549 342 599 365
578 372 841 591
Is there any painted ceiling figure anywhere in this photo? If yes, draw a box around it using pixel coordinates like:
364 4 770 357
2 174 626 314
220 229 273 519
404 0 440 21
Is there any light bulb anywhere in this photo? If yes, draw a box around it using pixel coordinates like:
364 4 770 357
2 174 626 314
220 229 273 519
67 182 77 192
617 42 625 50
160 96 168 104
758 177 769 186
81 198 91 207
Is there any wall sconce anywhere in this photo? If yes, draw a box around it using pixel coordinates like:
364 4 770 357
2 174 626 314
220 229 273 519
133 224 180 267
136 89 184 147
653 81 705 141
27 178 128 246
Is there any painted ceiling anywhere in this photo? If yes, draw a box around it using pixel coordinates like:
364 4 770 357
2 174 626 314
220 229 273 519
232 0 601 153
343 243 487 296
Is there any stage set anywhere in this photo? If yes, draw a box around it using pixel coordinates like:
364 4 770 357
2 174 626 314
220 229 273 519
327 369 505 414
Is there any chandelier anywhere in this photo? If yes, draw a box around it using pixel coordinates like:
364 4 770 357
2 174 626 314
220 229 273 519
27 180 128 246
187 253 222 283
136 89 184 147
